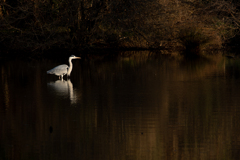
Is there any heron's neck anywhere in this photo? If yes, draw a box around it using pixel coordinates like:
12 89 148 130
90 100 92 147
67 58 73 76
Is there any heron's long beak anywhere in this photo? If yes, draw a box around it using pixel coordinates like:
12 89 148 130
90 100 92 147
75 57 81 59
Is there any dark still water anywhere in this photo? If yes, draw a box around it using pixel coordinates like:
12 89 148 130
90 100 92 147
1 51 240 160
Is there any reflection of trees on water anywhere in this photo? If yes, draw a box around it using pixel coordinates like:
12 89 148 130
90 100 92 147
78 53 239 159
1 66 10 109
2 55 240 160
47 79 80 104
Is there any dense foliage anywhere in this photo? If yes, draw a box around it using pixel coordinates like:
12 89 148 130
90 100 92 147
0 0 240 52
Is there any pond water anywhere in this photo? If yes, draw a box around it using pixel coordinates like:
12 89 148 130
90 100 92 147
1 51 240 160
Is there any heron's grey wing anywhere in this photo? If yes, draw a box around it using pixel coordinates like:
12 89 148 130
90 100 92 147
47 64 69 75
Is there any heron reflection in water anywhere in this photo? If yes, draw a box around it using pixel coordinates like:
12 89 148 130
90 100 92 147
47 55 81 79
47 79 80 104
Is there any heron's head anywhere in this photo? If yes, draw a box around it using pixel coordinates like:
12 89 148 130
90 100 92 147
69 55 81 60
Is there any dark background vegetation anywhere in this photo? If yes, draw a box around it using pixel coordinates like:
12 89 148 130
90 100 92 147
1 0 240 54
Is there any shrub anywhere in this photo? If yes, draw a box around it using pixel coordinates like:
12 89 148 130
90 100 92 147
178 27 211 56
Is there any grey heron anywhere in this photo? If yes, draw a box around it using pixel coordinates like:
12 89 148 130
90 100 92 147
47 55 81 79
